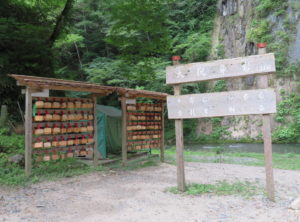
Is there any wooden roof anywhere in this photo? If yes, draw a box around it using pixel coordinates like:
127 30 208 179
9 74 167 100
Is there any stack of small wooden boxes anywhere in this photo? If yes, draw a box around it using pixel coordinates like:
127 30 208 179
32 97 95 161
126 103 163 151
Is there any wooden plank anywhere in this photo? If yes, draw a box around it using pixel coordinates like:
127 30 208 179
25 87 33 176
167 89 276 119
121 97 128 166
93 97 100 166
258 47 275 202
174 85 186 192
166 53 276 85
31 89 49 97
160 103 165 162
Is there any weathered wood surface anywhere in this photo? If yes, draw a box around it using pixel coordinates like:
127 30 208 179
167 89 276 119
121 97 128 166
31 89 49 97
262 114 275 201
160 103 165 162
25 88 32 176
174 85 186 192
258 47 275 202
93 97 100 166
166 53 275 84
10 74 168 100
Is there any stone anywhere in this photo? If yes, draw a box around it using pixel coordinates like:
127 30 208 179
8 154 24 166
290 197 300 210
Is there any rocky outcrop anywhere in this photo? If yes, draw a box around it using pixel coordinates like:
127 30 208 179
196 0 300 140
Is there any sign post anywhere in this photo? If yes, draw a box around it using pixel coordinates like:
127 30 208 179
166 52 276 200
172 56 186 191
257 44 275 201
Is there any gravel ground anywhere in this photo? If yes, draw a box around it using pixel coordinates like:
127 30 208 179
1 162 300 222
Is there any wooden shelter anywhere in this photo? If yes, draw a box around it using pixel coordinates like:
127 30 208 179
10 74 167 176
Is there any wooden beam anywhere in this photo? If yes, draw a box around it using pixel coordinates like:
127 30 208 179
93 96 100 167
121 97 128 166
10 74 168 101
25 87 33 176
167 89 276 119
174 85 186 192
258 47 275 202
166 53 276 85
160 103 165 162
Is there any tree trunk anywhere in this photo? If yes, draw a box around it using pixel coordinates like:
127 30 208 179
48 0 74 47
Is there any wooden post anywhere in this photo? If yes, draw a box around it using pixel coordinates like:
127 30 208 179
173 57 186 192
174 85 185 192
257 45 275 201
121 97 128 166
93 96 100 166
160 102 165 162
25 87 33 176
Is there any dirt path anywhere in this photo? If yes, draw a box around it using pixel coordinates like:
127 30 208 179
1 162 300 222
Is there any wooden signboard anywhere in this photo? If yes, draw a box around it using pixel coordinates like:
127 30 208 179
166 49 276 201
167 89 276 119
166 53 275 85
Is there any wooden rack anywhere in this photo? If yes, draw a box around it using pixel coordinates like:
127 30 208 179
126 103 164 152
31 96 96 162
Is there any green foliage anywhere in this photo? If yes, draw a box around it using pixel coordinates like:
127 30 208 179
212 80 227 92
105 0 170 60
273 93 300 143
168 180 259 197
247 19 272 43
255 0 288 17
173 32 211 62
0 134 24 154
216 44 225 59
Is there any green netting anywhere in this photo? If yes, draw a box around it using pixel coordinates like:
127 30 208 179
96 105 122 158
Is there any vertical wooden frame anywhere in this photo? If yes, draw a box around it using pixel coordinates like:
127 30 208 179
25 87 33 176
258 47 275 201
160 102 165 162
121 97 128 166
93 96 99 166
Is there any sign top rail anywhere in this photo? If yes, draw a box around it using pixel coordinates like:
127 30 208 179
166 53 276 85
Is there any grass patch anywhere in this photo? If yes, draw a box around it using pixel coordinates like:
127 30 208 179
109 155 159 171
0 158 106 187
167 180 259 198
0 154 160 187
152 147 300 170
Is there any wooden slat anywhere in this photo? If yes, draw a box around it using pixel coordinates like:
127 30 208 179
167 89 276 119
166 53 276 84
25 88 32 176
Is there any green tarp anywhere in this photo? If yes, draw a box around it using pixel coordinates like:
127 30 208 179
96 105 122 158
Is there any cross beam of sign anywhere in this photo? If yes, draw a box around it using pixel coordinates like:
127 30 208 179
166 53 275 84
167 89 276 119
